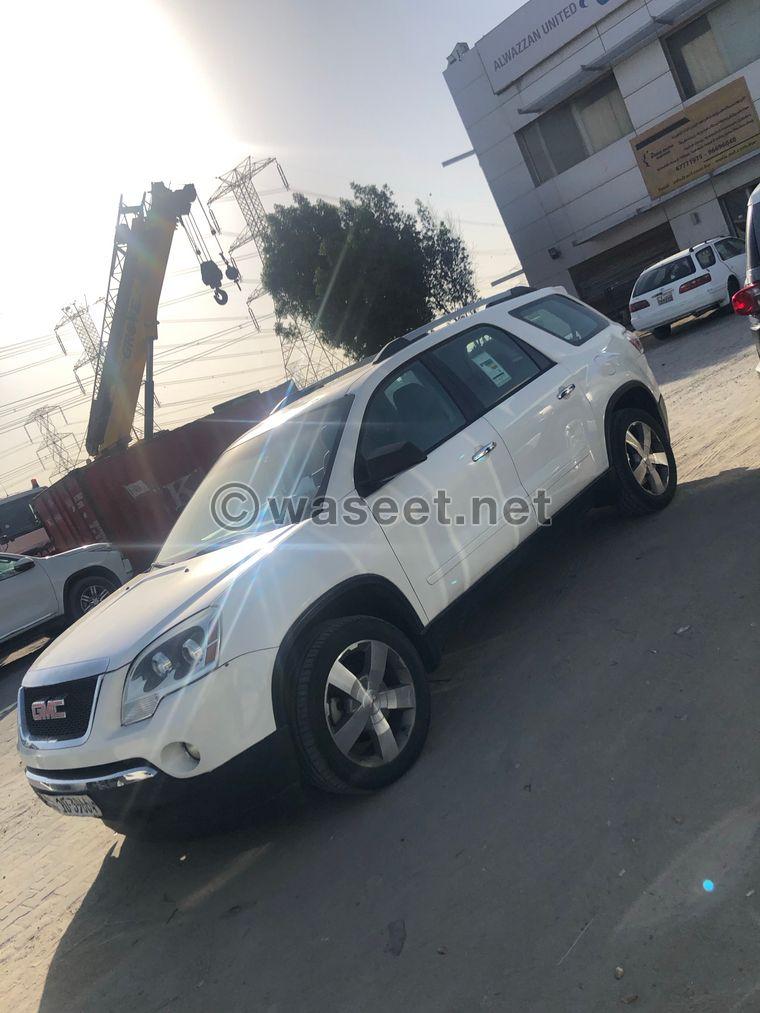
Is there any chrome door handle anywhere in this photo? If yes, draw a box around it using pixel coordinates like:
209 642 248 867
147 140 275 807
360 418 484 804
557 383 576 400
472 441 496 462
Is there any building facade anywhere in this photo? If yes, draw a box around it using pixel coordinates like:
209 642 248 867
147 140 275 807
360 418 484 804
445 0 760 322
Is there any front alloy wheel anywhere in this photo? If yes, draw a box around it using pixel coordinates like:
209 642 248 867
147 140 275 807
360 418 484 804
609 407 677 516
324 639 417 767
624 420 670 496
291 616 431 793
67 574 119 620
79 582 112 612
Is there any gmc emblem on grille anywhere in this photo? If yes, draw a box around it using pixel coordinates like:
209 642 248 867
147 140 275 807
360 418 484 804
31 698 66 721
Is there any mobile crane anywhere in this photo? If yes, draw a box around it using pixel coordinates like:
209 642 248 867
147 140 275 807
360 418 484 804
86 181 240 457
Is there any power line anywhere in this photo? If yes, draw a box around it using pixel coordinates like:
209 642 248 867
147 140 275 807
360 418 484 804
209 155 345 386
3 353 63 378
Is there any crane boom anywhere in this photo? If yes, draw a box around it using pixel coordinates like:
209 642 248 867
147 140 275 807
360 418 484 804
86 182 196 456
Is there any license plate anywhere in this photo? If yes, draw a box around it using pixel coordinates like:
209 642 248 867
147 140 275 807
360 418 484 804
657 292 674 305
37 793 102 818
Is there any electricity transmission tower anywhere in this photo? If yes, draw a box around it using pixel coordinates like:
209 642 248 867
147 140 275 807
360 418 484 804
54 301 102 395
55 292 156 438
208 156 344 388
24 406 77 479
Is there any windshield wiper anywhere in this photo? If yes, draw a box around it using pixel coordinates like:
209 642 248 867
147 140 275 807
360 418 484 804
155 532 257 568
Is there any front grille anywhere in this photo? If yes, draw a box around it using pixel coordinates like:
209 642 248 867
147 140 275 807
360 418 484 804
23 675 99 741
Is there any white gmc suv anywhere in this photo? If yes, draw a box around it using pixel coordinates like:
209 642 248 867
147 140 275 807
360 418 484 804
18 287 676 834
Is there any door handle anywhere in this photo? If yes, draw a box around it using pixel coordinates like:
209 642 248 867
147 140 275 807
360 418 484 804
557 383 576 400
472 441 496 463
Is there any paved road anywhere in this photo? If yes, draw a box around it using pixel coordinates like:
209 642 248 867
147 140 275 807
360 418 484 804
2 313 759 1012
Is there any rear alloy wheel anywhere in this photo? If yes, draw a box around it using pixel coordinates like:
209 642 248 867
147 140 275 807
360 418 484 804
291 616 431 793
609 408 677 516
67 574 119 620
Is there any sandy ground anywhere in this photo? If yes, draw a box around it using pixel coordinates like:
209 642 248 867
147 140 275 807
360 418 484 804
1 310 759 1012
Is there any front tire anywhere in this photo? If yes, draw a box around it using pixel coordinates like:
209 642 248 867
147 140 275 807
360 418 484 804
609 408 677 516
67 574 119 620
290 616 431 794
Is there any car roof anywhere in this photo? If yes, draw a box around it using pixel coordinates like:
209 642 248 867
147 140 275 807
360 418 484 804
640 237 738 275
229 284 565 448
0 488 44 506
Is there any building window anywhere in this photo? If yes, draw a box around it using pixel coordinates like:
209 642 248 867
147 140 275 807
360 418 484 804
665 0 760 99
517 76 633 185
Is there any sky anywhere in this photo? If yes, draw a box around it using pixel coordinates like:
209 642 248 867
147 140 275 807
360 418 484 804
0 0 522 495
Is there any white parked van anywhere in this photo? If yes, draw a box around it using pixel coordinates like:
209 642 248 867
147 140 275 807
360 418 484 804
629 238 746 340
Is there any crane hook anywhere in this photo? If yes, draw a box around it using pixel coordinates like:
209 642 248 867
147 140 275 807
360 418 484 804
200 259 228 305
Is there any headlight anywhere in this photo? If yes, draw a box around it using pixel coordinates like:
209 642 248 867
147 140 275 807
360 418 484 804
121 608 221 726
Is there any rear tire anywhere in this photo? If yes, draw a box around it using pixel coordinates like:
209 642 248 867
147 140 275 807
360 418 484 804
652 324 671 341
289 616 431 794
66 574 119 620
725 276 740 313
609 408 677 516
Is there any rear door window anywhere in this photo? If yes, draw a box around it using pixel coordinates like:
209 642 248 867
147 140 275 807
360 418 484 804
695 247 716 268
510 294 607 346
426 325 550 412
633 256 695 295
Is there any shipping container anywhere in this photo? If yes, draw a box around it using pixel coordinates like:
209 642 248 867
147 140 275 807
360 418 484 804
33 384 289 574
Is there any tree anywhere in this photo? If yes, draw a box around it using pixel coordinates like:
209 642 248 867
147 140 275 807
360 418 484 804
260 183 476 360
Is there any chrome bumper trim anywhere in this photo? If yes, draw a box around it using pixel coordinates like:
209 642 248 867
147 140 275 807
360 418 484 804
26 765 158 795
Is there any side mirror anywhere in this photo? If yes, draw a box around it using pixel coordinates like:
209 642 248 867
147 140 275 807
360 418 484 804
13 558 35 573
357 441 427 497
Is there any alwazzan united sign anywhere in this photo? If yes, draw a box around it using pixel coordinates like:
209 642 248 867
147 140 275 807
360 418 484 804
477 0 630 94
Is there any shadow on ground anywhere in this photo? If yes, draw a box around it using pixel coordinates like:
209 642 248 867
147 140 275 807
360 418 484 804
37 467 760 1012
0 633 49 722
643 310 754 386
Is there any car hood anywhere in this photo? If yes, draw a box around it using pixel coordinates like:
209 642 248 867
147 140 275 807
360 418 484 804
23 528 288 687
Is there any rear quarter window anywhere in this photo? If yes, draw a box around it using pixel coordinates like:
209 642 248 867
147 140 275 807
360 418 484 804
714 238 745 260
509 294 607 346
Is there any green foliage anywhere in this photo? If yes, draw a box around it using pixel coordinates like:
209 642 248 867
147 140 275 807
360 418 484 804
260 183 476 359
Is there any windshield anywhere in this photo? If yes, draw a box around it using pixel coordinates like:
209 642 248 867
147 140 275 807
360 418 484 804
633 255 695 296
156 397 351 566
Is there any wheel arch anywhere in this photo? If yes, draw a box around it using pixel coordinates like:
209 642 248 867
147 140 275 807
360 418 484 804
271 575 439 728
604 382 667 462
63 566 122 614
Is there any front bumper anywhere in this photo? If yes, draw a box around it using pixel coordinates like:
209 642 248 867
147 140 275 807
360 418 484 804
25 727 300 832
19 648 279 777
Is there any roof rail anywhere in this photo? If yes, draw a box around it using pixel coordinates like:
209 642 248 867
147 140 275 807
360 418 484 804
373 285 535 364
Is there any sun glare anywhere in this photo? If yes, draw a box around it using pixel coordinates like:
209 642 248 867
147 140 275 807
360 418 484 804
0 0 238 328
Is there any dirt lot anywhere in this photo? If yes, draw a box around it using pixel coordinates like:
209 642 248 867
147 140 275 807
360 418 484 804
1 311 759 1012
